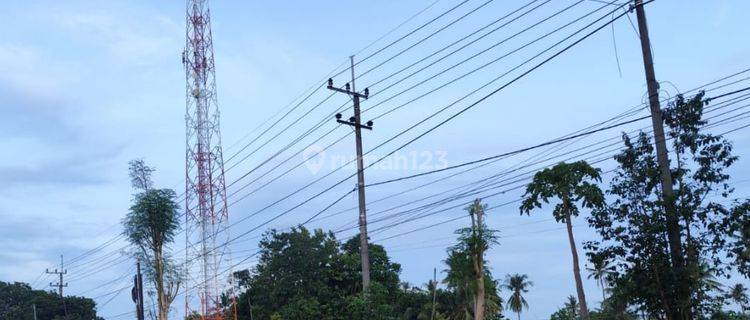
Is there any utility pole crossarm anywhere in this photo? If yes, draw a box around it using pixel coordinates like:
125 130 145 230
335 117 373 130
327 78 369 99
46 255 68 297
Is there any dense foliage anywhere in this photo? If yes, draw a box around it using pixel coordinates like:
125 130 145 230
0 281 103 320
585 93 750 318
232 226 505 320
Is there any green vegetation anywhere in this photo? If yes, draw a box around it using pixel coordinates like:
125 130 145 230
122 159 181 320
504 274 532 320
0 281 102 320
521 160 605 320
232 218 507 320
585 93 750 318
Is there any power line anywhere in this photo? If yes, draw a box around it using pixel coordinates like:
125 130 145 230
221 0 636 236
175 84 750 292
342 106 750 241
66 70 750 287
332 92 750 237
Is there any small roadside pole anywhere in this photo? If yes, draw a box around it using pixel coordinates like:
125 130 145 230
431 267 437 320
132 261 145 320
32 303 37 320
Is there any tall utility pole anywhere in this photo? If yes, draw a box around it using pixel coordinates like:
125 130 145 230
633 0 688 318
46 255 67 297
328 56 373 292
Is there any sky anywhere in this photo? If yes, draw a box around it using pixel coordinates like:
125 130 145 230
1 0 750 319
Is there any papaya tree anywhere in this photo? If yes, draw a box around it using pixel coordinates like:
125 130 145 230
520 161 605 320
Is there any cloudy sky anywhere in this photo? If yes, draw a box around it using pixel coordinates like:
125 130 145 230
1 0 750 318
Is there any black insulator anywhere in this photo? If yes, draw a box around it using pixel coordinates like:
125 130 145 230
335 113 342 120
349 116 356 123
327 78 333 87
345 83 351 91
364 88 369 98
366 120 373 127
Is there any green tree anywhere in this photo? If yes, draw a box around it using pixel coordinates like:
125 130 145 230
585 93 750 318
236 227 340 319
521 161 605 320
0 281 103 320
504 274 532 320
550 296 579 320
444 199 502 320
234 227 407 320
122 159 181 320
727 284 748 314
587 257 614 303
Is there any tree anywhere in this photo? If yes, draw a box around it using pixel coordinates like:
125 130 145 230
521 161 605 320
0 281 103 320
587 257 614 303
234 227 410 320
122 159 181 320
550 296 579 320
585 92 750 318
727 284 748 314
444 199 502 320
504 274 532 320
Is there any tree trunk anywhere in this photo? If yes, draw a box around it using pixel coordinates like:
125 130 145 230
475 271 485 320
473 207 485 320
155 249 167 320
565 215 590 320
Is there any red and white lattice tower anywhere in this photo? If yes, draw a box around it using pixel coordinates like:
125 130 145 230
183 0 235 319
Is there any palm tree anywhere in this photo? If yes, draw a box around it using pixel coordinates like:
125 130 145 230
504 273 532 320
586 258 614 302
696 263 723 293
520 161 604 320
564 295 578 319
728 284 748 314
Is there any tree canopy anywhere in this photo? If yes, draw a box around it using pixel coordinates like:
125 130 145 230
0 281 103 320
232 226 506 320
585 92 750 318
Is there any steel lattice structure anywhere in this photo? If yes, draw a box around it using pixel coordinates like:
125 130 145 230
183 0 235 319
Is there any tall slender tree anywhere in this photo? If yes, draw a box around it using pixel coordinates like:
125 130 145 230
444 199 501 320
123 160 181 320
520 161 605 320
504 274 532 320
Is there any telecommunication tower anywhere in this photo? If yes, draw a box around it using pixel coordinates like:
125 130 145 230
182 0 235 318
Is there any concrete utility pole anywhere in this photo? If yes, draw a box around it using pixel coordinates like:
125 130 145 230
46 255 67 297
32 303 37 320
633 1 688 319
327 55 373 292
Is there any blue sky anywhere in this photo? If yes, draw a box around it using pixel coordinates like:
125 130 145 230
1 0 750 319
